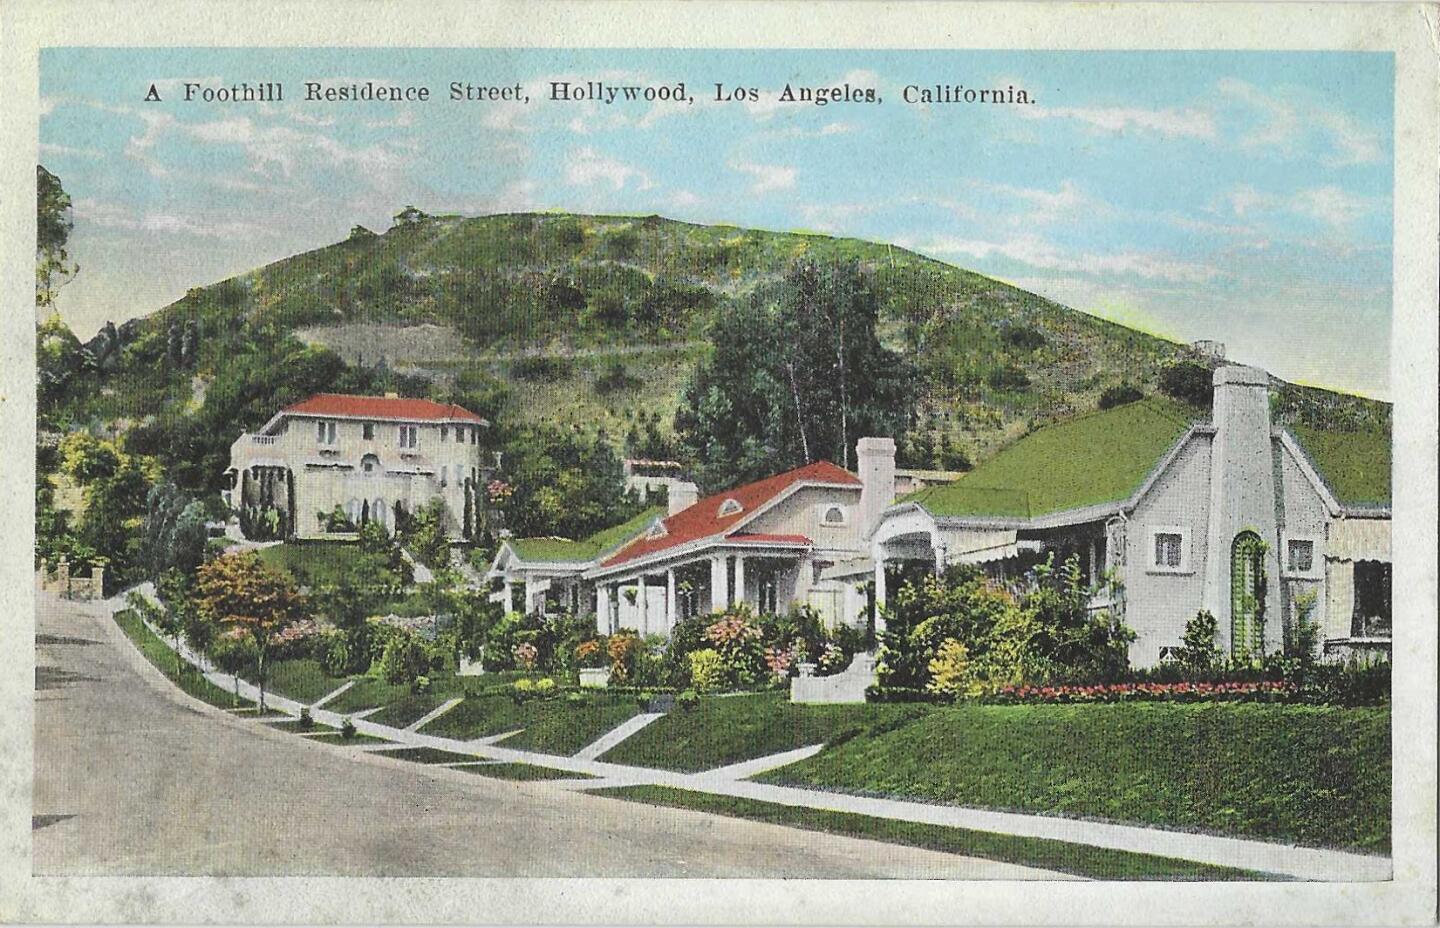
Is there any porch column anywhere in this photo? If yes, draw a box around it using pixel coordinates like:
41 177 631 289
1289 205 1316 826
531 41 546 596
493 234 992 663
666 569 677 629
710 556 728 612
637 574 648 634
596 584 611 633
932 532 948 575
873 558 888 634
733 556 746 607
503 581 515 614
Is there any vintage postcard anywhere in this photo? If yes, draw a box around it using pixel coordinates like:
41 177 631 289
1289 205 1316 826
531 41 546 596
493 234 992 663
2 1 1436 924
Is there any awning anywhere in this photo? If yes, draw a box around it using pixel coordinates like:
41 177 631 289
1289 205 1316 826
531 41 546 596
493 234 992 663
941 528 1024 565
820 557 874 581
1328 517 1390 562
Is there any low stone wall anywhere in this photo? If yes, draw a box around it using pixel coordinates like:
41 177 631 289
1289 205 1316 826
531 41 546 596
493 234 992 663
791 652 877 705
36 557 105 601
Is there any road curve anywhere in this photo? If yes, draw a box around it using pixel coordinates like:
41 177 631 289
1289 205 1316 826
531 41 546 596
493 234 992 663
33 594 1061 879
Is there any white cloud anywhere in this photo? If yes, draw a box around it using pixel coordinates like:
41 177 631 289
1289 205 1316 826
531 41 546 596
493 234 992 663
1019 104 1216 139
915 234 1221 283
72 197 274 239
669 189 703 208
730 159 797 194
39 142 103 160
565 146 653 190
1218 78 1384 166
1288 186 1371 231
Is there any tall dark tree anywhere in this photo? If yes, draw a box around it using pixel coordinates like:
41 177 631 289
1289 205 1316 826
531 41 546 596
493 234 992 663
36 165 78 309
675 260 913 490
498 424 644 540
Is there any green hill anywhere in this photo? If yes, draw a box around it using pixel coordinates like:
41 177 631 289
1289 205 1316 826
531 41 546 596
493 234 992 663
41 211 1390 480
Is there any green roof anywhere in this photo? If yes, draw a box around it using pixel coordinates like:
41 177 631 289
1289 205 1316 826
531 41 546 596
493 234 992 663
903 398 1198 518
1290 425 1391 508
507 507 663 564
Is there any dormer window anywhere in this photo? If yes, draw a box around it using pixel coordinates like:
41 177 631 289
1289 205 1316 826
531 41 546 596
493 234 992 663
646 522 669 540
718 498 743 517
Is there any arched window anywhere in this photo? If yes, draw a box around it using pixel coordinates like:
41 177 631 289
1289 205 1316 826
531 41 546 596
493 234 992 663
1230 531 1267 659
373 498 388 530
361 453 380 475
822 505 847 526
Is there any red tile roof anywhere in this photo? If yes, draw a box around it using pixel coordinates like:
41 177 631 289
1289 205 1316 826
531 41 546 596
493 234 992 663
282 393 488 424
599 460 859 569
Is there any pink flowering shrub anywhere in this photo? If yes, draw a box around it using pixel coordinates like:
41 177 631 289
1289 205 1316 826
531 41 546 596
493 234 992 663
512 641 539 671
987 679 1296 704
764 644 797 681
705 608 765 686
486 479 514 505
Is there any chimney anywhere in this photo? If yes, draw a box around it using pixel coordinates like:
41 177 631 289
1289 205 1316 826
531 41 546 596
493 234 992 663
856 436 896 536
668 481 699 515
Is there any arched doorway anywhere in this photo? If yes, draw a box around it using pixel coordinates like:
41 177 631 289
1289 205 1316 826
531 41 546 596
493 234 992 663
1230 531 1267 659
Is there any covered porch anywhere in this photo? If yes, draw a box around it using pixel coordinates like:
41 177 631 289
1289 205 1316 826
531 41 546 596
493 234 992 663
588 539 815 637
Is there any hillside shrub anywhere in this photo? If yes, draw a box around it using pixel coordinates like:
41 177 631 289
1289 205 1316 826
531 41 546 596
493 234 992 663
1159 359 1214 407
1099 384 1144 409
378 630 429 685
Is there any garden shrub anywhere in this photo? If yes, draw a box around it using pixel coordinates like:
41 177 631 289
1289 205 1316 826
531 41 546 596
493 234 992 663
340 717 357 740
298 707 314 731
926 639 978 698
688 648 725 693
704 608 765 686
676 689 699 711
608 630 641 683
377 630 429 685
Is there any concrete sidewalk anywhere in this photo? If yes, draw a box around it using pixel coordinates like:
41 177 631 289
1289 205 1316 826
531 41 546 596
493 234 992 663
114 588 1392 883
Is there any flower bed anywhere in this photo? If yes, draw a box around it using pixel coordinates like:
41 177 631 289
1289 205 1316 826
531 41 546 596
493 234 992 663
987 679 1297 704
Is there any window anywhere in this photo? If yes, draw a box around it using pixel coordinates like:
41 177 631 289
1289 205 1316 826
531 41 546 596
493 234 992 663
1352 561 1392 638
1286 539 1315 574
1154 533 1183 569
718 498 743 517
316 420 336 445
440 465 448 487
470 428 478 445
363 422 375 441
440 426 448 442
361 454 379 475
398 425 418 449
821 505 847 526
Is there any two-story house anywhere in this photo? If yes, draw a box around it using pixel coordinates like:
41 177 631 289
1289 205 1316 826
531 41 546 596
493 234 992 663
224 393 490 541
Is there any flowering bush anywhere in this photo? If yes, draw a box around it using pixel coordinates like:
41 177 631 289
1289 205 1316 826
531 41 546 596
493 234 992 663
818 641 849 675
764 644 798 681
486 479 514 505
688 648 725 693
575 638 607 669
986 679 1296 704
705 608 765 686
512 641 539 671
608 631 641 683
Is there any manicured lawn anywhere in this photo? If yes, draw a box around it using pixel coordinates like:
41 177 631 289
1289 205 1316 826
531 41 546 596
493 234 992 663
255 541 378 587
592 786 1273 881
421 693 640 755
453 763 597 781
113 609 249 710
761 702 1392 854
263 659 351 704
599 692 931 772
378 746 481 764
323 672 534 716
367 692 450 728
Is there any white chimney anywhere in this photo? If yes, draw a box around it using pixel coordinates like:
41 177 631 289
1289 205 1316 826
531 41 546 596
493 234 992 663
668 481 699 515
856 436 896 537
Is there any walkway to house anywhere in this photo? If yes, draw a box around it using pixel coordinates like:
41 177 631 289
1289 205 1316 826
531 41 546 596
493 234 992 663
113 586 1391 884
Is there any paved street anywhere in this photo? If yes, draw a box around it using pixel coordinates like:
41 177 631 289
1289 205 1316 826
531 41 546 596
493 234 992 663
32 594 1059 878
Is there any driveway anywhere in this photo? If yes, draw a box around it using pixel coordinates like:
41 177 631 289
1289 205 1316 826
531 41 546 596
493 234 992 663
32 594 1059 878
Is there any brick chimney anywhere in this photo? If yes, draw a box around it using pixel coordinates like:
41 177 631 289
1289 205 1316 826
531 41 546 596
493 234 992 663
856 436 896 537
668 481 699 515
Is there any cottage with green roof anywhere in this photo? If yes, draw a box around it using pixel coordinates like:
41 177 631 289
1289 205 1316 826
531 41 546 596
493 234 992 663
862 364 1391 667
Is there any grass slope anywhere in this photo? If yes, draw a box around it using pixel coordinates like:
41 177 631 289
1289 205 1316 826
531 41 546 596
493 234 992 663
263 659 351 704
599 692 930 772
454 763 597 781
421 693 641 755
762 703 1391 853
509 506 663 563
903 397 1197 517
592 785 1273 881
113 609 249 710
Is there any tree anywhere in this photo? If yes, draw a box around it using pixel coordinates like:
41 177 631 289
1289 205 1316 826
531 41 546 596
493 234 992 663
78 454 155 588
140 481 208 580
1099 384 1145 410
675 260 913 490
498 424 644 540
195 552 305 712
1158 360 1214 408
399 498 450 571
36 165 78 309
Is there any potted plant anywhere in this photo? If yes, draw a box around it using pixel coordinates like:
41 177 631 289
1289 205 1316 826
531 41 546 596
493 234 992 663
576 638 611 688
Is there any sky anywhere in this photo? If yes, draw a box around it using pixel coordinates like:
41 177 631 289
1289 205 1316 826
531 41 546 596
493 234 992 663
39 48 1394 398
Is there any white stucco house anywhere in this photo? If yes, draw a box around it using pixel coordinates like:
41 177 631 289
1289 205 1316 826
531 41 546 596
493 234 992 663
487 438 902 636
864 365 1392 667
224 392 490 541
